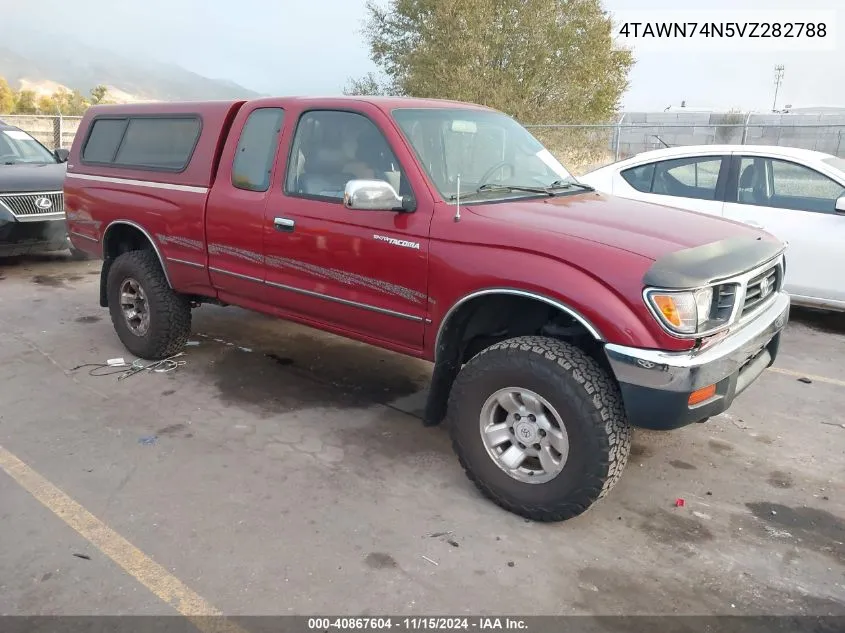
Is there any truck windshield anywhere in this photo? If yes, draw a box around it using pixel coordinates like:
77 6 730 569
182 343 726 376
0 128 56 165
391 108 575 202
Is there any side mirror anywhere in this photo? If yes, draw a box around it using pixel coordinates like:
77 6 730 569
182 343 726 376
54 148 69 163
836 195 845 214
343 179 404 211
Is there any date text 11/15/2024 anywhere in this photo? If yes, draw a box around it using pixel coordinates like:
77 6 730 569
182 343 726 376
307 617 528 630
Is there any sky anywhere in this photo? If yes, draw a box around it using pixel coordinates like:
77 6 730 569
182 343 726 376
2 0 843 113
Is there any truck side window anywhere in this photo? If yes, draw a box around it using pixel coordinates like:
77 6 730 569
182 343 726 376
113 118 200 171
285 110 408 202
82 116 200 171
232 108 285 192
82 118 128 163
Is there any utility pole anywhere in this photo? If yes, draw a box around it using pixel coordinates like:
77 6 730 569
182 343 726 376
772 64 785 113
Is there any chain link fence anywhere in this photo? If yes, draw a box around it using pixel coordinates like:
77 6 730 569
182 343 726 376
4 112 845 177
527 112 845 175
1 114 84 151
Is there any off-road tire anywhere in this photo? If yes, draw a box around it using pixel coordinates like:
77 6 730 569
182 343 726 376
446 335 631 522
107 250 191 360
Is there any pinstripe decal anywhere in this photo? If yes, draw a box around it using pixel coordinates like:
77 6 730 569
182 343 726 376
157 234 204 251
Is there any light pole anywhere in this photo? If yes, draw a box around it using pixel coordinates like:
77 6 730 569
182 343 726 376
772 64 785 113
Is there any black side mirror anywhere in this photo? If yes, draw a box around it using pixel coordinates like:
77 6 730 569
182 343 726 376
54 148 69 163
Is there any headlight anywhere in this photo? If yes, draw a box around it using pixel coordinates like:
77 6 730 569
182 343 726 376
645 284 737 336
647 288 710 334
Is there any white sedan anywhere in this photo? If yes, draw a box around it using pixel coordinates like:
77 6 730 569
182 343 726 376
579 145 845 311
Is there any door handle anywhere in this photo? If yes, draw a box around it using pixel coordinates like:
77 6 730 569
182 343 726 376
274 217 295 232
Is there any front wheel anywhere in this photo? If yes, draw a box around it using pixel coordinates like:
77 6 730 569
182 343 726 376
106 250 192 360
446 336 631 522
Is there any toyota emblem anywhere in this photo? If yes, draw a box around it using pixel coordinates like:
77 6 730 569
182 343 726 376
34 197 53 210
759 277 771 298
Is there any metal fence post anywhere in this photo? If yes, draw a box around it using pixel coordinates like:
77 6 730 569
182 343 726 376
741 112 752 145
57 114 64 149
614 113 626 161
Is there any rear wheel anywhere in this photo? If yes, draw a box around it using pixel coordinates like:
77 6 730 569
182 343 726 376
106 250 191 360
447 336 631 521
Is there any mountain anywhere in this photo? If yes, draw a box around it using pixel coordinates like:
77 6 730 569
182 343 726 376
0 28 261 102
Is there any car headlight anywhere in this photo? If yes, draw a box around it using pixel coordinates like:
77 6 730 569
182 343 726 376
645 284 738 336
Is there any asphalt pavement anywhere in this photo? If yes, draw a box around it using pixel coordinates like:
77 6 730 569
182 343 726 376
1 254 843 620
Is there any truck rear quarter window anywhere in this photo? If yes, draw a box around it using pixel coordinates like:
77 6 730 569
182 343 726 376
81 116 201 172
232 108 285 192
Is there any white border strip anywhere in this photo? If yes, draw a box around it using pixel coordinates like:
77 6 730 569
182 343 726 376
66 173 209 194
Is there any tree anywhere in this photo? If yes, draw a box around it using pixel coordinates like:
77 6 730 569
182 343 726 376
715 108 746 144
41 88 89 115
343 72 395 96
38 94 58 114
0 78 93 115
353 0 633 124
60 89 90 115
14 90 38 114
90 84 109 105
0 77 15 114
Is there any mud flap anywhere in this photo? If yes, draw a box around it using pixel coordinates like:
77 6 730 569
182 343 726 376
99 258 112 307
423 358 461 426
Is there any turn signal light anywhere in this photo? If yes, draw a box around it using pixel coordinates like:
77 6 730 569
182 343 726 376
688 384 717 406
652 295 683 328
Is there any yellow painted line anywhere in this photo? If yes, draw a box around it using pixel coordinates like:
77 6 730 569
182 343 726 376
768 366 845 388
0 445 247 633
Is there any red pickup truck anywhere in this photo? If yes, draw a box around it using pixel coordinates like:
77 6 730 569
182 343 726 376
66 97 789 522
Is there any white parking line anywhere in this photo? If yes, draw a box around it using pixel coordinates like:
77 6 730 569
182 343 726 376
0 445 248 633
768 366 845 388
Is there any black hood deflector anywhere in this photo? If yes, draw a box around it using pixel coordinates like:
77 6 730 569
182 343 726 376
643 236 785 289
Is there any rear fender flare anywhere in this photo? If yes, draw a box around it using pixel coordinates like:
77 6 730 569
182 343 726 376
99 220 172 307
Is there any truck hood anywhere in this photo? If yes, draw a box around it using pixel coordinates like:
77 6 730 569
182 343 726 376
467 190 771 262
0 162 66 193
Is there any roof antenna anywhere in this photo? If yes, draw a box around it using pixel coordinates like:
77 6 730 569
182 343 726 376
454 174 462 222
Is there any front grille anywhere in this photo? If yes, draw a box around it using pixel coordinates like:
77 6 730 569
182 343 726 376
714 284 738 320
0 192 64 216
741 264 780 317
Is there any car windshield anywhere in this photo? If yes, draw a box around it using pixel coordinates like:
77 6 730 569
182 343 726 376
822 156 845 175
0 128 56 165
391 108 575 202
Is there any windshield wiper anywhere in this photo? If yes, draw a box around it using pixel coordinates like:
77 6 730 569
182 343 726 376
546 179 594 192
448 183 552 201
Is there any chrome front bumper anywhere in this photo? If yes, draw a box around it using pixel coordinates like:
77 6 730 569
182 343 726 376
604 292 790 429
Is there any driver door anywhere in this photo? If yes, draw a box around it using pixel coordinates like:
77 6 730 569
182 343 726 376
262 107 433 352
